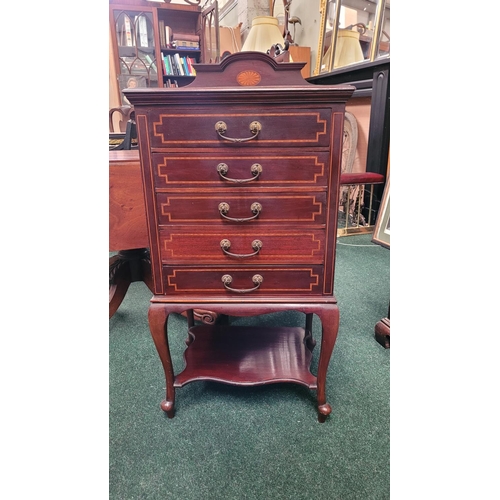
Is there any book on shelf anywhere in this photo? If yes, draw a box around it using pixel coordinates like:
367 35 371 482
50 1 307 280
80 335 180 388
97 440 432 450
174 53 185 76
172 40 199 49
159 20 166 47
165 54 173 75
169 55 180 76
172 32 199 43
165 26 173 48
168 55 177 75
124 17 133 47
160 52 167 76
181 56 190 76
137 15 148 47
173 46 200 52
186 57 196 76
164 54 170 75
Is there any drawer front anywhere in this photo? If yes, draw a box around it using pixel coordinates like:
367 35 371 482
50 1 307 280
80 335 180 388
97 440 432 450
156 193 327 225
162 266 324 295
149 109 331 149
151 152 330 189
158 227 325 264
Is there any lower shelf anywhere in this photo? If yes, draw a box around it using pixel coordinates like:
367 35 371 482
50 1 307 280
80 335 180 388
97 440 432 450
174 324 317 389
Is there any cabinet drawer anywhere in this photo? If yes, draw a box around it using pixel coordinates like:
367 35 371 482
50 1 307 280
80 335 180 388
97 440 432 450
151 152 330 189
158 227 325 264
149 109 332 149
162 266 324 295
156 193 327 225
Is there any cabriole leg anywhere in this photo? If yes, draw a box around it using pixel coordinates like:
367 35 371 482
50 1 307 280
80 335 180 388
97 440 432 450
316 304 340 423
148 303 176 418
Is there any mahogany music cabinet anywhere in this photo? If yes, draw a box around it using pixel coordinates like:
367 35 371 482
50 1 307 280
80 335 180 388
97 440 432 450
124 52 354 422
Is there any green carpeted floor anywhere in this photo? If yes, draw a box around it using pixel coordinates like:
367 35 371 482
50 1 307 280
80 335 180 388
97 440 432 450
109 233 390 499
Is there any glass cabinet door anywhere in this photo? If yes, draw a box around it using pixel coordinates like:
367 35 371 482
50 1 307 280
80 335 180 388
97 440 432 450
113 10 158 103
316 0 390 75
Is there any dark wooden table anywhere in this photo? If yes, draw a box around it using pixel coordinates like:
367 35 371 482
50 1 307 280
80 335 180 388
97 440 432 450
109 150 148 252
109 150 219 324
109 150 152 318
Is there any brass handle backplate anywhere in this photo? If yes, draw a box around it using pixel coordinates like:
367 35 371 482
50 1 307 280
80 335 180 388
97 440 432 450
218 202 262 222
217 163 262 183
220 239 262 258
221 274 263 293
215 121 262 143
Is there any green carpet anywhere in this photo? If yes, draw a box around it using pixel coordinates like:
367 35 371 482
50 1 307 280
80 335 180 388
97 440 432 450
109 233 390 499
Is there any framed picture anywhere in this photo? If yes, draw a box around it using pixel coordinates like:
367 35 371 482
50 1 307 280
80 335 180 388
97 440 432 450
372 175 390 248
118 74 147 105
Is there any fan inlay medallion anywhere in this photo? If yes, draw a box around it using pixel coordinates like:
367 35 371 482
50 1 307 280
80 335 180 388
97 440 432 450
236 70 261 86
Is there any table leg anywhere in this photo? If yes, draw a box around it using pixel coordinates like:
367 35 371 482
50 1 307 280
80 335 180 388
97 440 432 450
110 249 219 324
109 248 152 318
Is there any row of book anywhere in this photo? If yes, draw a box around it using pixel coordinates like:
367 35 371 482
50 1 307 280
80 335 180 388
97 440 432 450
161 52 197 77
119 15 150 47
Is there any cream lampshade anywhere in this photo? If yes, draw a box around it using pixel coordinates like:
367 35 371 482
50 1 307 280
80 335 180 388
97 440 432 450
333 29 364 68
241 16 284 53
321 28 364 71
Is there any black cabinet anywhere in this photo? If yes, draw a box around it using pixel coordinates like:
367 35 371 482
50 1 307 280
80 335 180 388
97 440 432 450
308 59 390 203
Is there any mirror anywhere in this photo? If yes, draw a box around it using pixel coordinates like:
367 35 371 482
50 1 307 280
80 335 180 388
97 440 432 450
314 0 390 75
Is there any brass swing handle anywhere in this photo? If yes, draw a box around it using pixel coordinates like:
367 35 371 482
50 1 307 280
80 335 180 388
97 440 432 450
217 163 263 183
220 239 262 258
221 274 263 293
218 202 262 222
215 121 262 143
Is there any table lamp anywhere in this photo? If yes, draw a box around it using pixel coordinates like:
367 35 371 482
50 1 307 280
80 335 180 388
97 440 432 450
321 24 365 72
241 16 284 53
334 28 364 68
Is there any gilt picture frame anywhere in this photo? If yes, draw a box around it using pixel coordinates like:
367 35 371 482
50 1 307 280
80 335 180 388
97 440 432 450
372 174 390 248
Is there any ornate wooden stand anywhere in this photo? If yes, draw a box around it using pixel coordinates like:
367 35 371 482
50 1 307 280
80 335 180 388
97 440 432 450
124 52 354 422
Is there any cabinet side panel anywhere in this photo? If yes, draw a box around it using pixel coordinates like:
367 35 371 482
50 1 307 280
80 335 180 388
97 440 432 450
136 113 164 294
323 109 345 295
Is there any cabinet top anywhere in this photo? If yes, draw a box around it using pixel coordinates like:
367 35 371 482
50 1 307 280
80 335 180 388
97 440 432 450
124 52 355 106
110 0 199 10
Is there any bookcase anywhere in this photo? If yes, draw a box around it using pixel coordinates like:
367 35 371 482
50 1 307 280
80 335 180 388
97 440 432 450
109 0 219 104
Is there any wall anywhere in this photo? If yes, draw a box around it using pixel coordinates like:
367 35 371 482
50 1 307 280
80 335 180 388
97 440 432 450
276 0 322 67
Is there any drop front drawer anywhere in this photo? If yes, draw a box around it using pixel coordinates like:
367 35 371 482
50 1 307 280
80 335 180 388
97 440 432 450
149 109 332 149
162 266 324 295
151 152 330 189
158 227 325 264
156 193 327 225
